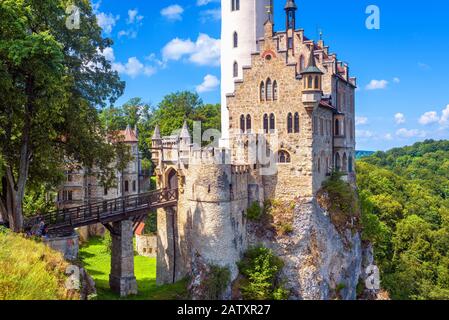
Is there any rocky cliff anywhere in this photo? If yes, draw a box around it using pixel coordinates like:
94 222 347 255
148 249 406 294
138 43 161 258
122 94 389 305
248 196 364 300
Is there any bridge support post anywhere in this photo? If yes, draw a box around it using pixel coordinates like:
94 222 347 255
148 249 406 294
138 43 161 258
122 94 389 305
109 220 138 297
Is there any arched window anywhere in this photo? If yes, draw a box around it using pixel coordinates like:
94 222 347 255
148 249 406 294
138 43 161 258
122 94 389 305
335 119 340 136
273 81 278 100
240 115 245 132
260 82 265 101
294 113 300 133
277 150 291 163
335 153 341 171
308 76 313 88
124 180 129 192
233 61 238 78
233 32 238 48
299 55 305 71
349 154 353 173
263 114 269 133
342 153 348 173
246 115 252 133
287 113 293 133
269 113 275 132
314 76 320 89
266 78 272 100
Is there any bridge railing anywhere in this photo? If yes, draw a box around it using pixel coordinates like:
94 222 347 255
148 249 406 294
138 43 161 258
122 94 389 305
24 189 178 231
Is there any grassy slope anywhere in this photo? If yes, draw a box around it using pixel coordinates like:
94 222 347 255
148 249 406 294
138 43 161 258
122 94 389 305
0 228 77 300
79 237 188 300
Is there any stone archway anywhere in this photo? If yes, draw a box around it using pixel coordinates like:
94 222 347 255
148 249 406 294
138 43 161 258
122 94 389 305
167 168 178 190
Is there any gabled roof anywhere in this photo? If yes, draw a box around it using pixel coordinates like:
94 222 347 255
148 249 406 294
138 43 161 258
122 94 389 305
118 125 138 143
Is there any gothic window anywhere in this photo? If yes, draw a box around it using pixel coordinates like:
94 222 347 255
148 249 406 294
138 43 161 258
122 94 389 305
273 81 278 100
342 153 348 173
317 157 321 173
231 0 240 11
266 78 272 100
104 187 108 196
287 113 293 133
233 32 238 48
294 113 300 133
132 180 136 192
269 113 275 132
233 61 238 77
246 115 252 133
308 75 313 89
349 154 354 173
240 115 245 132
124 180 129 192
335 153 341 171
299 55 305 71
263 114 269 133
260 82 265 101
277 150 291 163
335 119 340 136
314 76 320 89
288 37 293 49
320 118 324 136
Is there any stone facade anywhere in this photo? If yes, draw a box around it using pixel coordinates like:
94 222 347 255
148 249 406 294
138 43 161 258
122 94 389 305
152 1 359 299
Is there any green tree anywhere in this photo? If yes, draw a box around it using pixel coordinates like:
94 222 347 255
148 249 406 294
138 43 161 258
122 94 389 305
0 0 124 231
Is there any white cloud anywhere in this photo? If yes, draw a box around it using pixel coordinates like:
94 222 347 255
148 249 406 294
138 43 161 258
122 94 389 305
127 9 144 24
196 74 220 93
396 128 426 138
199 9 221 22
356 130 375 138
366 79 388 90
112 57 156 78
101 47 115 62
162 33 221 66
196 0 219 5
394 113 406 124
118 30 137 39
440 105 449 126
419 111 440 125
161 5 184 21
393 77 400 83
96 12 120 34
355 116 368 126
384 133 393 140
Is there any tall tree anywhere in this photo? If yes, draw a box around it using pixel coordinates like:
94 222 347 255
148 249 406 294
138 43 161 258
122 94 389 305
0 0 125 231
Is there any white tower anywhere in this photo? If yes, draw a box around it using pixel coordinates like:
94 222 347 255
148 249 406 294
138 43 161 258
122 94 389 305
220 0 272 147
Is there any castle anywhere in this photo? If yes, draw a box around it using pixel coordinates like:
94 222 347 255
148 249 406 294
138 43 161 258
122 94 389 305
152 0 357 290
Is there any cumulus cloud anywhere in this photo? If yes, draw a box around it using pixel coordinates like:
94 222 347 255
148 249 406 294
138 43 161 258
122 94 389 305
419 111 440 125
127 9 144 24
439 105 449 126
396 128 426 138
161 5 184 21
355 116 368 126
96 12 120 34
162 33 221 66
199 9 221 22
394 113 406 125
366 79 388 90
112 57 156 78
196 74 220 93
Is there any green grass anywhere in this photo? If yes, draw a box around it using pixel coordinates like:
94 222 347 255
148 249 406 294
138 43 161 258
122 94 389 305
79 236 188 300
0 227 77 300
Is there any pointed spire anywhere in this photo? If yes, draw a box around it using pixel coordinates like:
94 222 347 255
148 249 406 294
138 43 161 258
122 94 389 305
301 44 323 74
152 125 161 140
180 120 190 139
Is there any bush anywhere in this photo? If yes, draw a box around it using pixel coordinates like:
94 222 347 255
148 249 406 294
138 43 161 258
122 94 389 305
237 246 288 300
246 202 263 221
203 265 231 300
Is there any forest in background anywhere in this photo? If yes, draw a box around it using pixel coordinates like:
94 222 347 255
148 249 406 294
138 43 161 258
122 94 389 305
357 140 449 299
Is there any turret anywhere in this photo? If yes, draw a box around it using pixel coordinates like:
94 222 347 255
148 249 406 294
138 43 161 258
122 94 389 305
285 0 297 53
151 125 161 164
301 44 323 111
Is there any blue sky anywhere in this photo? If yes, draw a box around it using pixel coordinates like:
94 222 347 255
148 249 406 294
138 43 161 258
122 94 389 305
93 0 449 151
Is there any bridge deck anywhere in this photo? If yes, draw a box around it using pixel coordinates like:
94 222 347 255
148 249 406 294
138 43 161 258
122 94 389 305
24 189 178 235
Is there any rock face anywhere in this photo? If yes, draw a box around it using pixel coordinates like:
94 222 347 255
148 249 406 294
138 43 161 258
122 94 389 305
248 197 363 300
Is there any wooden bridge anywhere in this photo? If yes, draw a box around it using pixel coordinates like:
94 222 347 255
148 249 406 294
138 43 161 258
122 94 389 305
24 189 178 236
